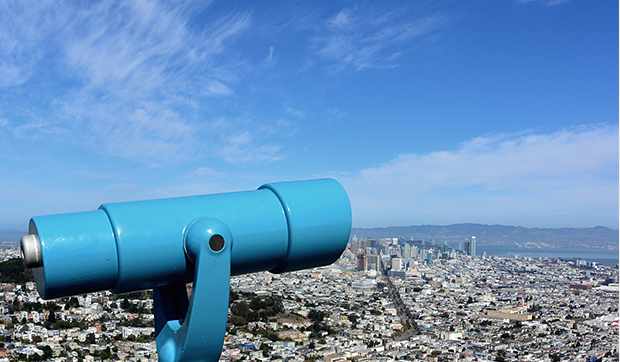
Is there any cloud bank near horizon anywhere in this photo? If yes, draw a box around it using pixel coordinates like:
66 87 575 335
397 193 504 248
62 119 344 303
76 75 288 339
342 124 618 228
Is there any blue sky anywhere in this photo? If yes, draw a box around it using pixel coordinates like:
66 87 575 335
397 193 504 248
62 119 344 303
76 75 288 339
0 0 617 230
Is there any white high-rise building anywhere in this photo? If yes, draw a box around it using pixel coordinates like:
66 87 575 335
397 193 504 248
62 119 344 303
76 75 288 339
419 248 427 262
367 254 380 271
464 236 477 256
403 243 412 258
391 257 403 272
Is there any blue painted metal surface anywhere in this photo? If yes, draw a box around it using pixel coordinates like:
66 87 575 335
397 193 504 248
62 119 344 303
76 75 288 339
27 178 352 361
29 210 118 298
260 179 352 273
154 218 231 362
100 188 289 292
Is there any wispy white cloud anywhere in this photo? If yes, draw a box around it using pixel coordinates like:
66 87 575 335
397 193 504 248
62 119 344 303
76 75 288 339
327 9 354 30
313 8 443 71
10 121 68 139
206 80 234 96
59 2 250 163
517 0 570 6
265 45 275 64
191 166 223 178
342 125 618 227
0 1 287 165
0 63 30 88
206 117 294 163
63 3 250 92
0 1 63 87
57 96 196 163
285 106 305 119
218 131 283 163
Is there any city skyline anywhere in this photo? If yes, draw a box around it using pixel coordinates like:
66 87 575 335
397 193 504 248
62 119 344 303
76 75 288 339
0 1 618 230
1 234 617 360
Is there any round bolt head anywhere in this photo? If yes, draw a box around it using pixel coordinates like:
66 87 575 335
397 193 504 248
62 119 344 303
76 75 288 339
209 234 225 252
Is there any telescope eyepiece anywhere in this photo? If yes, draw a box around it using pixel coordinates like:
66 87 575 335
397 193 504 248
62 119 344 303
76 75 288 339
21 234 42 269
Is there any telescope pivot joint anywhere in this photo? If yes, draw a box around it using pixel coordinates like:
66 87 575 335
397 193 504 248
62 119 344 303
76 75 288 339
154 218 232 362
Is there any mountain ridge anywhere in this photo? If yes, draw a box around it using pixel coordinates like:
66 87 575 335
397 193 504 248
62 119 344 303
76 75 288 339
2 224 618 250
352 223 619 250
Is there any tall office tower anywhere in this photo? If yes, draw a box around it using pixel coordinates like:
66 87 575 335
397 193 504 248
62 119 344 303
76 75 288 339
403 243 412 259
387 244 401 257
367 254 379 271
391 257 403 272
425 252 433 265
357 253 368 271
349 235 359 252
468 236 477 257
411 244 418 258
419 248 427 262
463 239 470 255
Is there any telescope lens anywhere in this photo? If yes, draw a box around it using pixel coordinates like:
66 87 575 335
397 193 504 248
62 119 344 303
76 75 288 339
209 234 225 252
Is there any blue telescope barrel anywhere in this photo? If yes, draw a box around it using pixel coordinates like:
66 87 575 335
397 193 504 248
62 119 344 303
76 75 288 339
22 178 351 299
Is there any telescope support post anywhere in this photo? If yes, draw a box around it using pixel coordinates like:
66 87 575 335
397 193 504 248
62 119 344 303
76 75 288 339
153 218 232 362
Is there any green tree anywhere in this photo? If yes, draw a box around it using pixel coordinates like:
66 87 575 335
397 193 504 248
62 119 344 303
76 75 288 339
85 333 96 344
261 343 270 357
40 345 54 359
231 301 250 318
120 298 131 310
46 310 57 327
64 297 79 310
495 349 506 362
309 309 325 323
0 258 33 283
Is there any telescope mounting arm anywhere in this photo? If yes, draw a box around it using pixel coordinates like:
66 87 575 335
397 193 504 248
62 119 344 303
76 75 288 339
153 218 232 362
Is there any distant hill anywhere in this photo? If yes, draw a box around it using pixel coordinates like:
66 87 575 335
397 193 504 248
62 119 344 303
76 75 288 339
352 223 619 251
2 224 618 251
